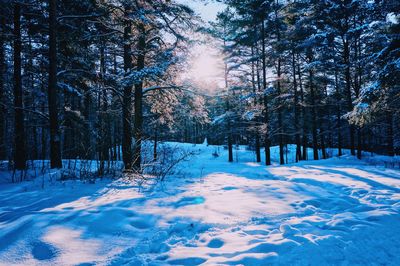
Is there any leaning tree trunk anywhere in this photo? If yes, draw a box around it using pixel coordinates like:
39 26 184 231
13 3 26 170
48 0 62 168
133 23 146 171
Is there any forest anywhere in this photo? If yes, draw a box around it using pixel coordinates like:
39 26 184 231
0 0 399 265
0 0 398 173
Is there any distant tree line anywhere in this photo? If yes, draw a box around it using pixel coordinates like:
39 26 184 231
206 0 399 164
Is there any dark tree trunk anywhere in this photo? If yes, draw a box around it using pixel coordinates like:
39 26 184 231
277 58 284 165
41 102 47 160
354 37 363 159
307 51 318 160
275 5 284 165
153 125 158 161
357 128 362 159
122 11 133 170
225 68 233 162
343 40 355 155
386 111 394 156
223 28 233 163
251 46 261 162
227 101 233 162
334 69 342 156
292 51 301 162
320 129 326 159
0 14 5 160
82 83 92 159
133 23 146 171
298 56 307 160
13 3 26 170
48 0 62 168
98 44 109 174
261 20 271 165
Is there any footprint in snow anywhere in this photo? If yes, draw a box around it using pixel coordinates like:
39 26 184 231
174 196 205 208
207 238 224 248
32 241 57 261
130 218 154 229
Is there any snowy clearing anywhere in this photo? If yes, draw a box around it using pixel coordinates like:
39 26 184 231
1 142 400 265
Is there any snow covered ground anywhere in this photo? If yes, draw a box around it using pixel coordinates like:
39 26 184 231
0 142 400 265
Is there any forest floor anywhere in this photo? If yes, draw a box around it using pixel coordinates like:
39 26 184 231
0 142 400 265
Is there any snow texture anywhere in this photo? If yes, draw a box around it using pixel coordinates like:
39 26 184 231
0 142 400 265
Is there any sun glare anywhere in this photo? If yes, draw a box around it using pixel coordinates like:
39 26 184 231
191 53 219 80
185 44 225 92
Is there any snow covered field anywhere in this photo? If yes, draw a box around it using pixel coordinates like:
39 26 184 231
1 142 400 265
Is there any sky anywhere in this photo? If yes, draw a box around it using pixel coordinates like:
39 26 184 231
177 0 226 23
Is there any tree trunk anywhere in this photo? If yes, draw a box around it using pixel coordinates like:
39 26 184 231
277 57 284 165
48 0 62 168
297 56 307 160
357 128 362 159
13 3 26 170
227 100 233 162
133 23 146 171
386 111 394 156
251 46 261 162
320 129 326 159
122 10 133 170
343 39 355 155
0 14 5 160
153 125 158 161
275 3 284 165
307 51 318 160
98 44 109 174
261 20 271 165
334 68 342 156
292 51 301 162
223 27 233 163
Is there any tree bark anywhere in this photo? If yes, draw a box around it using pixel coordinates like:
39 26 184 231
334 68 342 156
261 20 271 165
275 3 284 165
133 23 146 171
153 125 158 161
251 46 261 162
292 51 301 162
0 14 6 160
298 57 307 160
13 3 26 170
386 111 394 156
307 51 318 160
122 9 133 170
48 0 62 168
343 39 355 155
